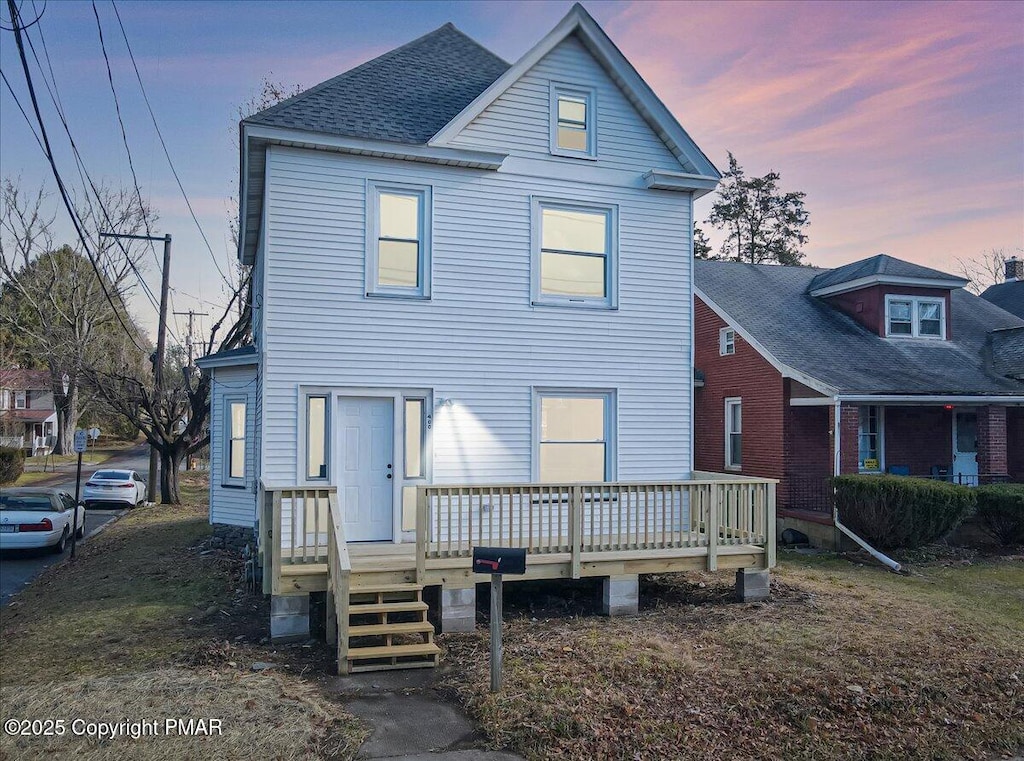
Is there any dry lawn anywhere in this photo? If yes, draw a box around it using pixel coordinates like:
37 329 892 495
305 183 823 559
0 473 364 760
441 554 1024 761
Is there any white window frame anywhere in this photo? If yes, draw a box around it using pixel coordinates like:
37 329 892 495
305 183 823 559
365 180 432 299
719 327 736 356
1 389 10 409
403 396 429 481
531 198 618 310
224 397 247 486
549 82 597 159
532 388 617 482
14 390 26 409
857 405 885 473
724 397 742 471
304 394 330 482
884 294 945 339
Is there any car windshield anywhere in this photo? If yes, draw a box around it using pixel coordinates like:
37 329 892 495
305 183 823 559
93 470 131 480
0 495 53 512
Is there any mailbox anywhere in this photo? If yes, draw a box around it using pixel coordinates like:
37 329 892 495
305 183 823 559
472 546 526 575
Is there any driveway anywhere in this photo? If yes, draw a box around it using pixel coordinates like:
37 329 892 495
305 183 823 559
0 444 151 607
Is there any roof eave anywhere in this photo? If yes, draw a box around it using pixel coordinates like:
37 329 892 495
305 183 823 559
809 274 970 298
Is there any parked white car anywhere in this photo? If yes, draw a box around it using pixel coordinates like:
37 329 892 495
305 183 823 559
82 469 146 508
0 488 86 553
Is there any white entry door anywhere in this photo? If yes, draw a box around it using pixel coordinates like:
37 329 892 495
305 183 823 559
952 411 979 485
338 397 394 542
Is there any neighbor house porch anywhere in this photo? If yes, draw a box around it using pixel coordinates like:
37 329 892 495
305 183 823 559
258 474 777 674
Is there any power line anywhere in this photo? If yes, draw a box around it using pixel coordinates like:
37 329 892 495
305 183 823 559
109 0 233 289
5 0 146 351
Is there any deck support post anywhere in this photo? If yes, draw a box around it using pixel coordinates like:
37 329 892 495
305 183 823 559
735 568 770 602
270 594 310 642
441 585 476 632
601 574 639 616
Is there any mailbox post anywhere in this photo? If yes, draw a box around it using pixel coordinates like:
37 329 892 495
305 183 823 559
472 547 526 693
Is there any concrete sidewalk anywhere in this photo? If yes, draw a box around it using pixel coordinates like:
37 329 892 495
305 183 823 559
329 669 523 760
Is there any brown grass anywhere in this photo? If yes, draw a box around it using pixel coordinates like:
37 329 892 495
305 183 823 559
440 555 1024 761
0 472 365 759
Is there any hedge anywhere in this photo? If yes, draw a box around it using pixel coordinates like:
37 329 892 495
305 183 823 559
0 446 25 486
975 484 1024 546
834 475 975 550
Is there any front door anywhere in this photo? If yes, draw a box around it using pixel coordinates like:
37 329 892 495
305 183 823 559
952 411 978 485
338 397 394 542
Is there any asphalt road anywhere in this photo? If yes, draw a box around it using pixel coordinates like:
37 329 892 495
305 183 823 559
0 445 152 607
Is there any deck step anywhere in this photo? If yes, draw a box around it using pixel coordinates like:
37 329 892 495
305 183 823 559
349 621 434 637
349 583 424 594
347 642 441 660
349 600 428 615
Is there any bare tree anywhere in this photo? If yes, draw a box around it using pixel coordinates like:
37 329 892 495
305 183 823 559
956 248 1019 294
0 178 151 453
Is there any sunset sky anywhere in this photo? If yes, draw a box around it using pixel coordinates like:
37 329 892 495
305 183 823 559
1 0 1021 338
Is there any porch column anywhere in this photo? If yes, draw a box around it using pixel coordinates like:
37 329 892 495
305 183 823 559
830 404 860 475
976 406 1008 479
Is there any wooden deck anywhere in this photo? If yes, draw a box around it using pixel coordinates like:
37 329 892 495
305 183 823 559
259 475 777 673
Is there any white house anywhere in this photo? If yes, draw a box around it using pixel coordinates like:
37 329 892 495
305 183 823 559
199 4 776 673
0 369 57 455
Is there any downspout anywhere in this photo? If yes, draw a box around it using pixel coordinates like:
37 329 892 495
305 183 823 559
831 397 902 572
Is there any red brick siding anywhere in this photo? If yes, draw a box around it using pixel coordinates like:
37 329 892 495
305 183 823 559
837 404 860 474
825 285 954 339
883 406 952 476
782 402 832 510
977 406 1008 476
694 297 784 479
1008 409 1024 482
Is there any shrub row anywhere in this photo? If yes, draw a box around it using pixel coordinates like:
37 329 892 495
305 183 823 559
0 446 25 485
975 484 1024 545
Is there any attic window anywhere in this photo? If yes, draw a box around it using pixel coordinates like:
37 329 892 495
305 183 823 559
719 328 735 356
885 295 945 339
550 84 596 158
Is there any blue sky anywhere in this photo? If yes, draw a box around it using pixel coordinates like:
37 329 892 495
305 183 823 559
2 1 1021 341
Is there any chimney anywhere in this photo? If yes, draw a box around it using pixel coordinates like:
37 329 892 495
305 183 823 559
1006 257 1024 282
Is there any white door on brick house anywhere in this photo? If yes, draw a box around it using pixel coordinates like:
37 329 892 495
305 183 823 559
338 397 394 541
952 411 979 485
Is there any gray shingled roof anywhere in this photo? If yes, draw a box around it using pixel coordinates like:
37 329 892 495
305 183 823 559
981 280 1024 319
696 259 1024 396
245 24 509 144
807 253 965 293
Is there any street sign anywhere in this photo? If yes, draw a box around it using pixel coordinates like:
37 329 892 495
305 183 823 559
88 427 101 440
73 430 88 453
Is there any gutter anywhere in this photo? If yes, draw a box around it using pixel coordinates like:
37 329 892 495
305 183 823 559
831 397 902 573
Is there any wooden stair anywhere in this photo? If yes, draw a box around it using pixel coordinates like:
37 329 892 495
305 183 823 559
344 583 439 673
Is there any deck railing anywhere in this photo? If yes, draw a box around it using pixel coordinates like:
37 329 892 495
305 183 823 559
415 475 776 580
262 486 333 595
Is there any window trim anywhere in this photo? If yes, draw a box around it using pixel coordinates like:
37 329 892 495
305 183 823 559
365 180 432 300
531 388 617 482
530 198 618 310
857 405 885 473
224 396 247 486
724 397 742 471
549 82 598 159
884 294 946 339
719 327 736 356
14 390 26 409
403 397 428 481
305 394 330 482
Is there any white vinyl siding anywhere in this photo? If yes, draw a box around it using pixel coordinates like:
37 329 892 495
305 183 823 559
259 145 693 487
209 364 257 527
725 398 742 470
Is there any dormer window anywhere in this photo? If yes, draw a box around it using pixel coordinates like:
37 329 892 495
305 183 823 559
550 83 596 158
885 295 945 339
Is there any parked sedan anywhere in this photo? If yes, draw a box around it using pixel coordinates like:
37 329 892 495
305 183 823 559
82 469 146 508
0 489 86 553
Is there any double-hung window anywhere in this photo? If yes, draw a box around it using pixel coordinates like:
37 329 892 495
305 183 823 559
14 391 26 409
858 406 882 472
719 328 736 356
226 399 246 484
366 181 431 298
725 398 742 470
885 295 945 338
533 200 617 308
536 391 614 482
550 83 596 158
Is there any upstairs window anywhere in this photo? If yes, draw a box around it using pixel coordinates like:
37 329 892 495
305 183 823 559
532 200 617 309
719 328 736 356
366 181 432 299
550 84 596 158
14 391 26 409
885 295 945 339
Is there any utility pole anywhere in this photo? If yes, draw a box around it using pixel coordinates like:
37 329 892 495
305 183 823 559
173 309 208 367
100 231 171 504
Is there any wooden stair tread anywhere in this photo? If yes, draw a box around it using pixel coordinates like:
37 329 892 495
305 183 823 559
349 601 428 614
348 642 441 659
349 621 433 636
350 583 424 594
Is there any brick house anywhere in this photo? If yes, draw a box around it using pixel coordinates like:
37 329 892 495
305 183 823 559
693 255 1024 540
